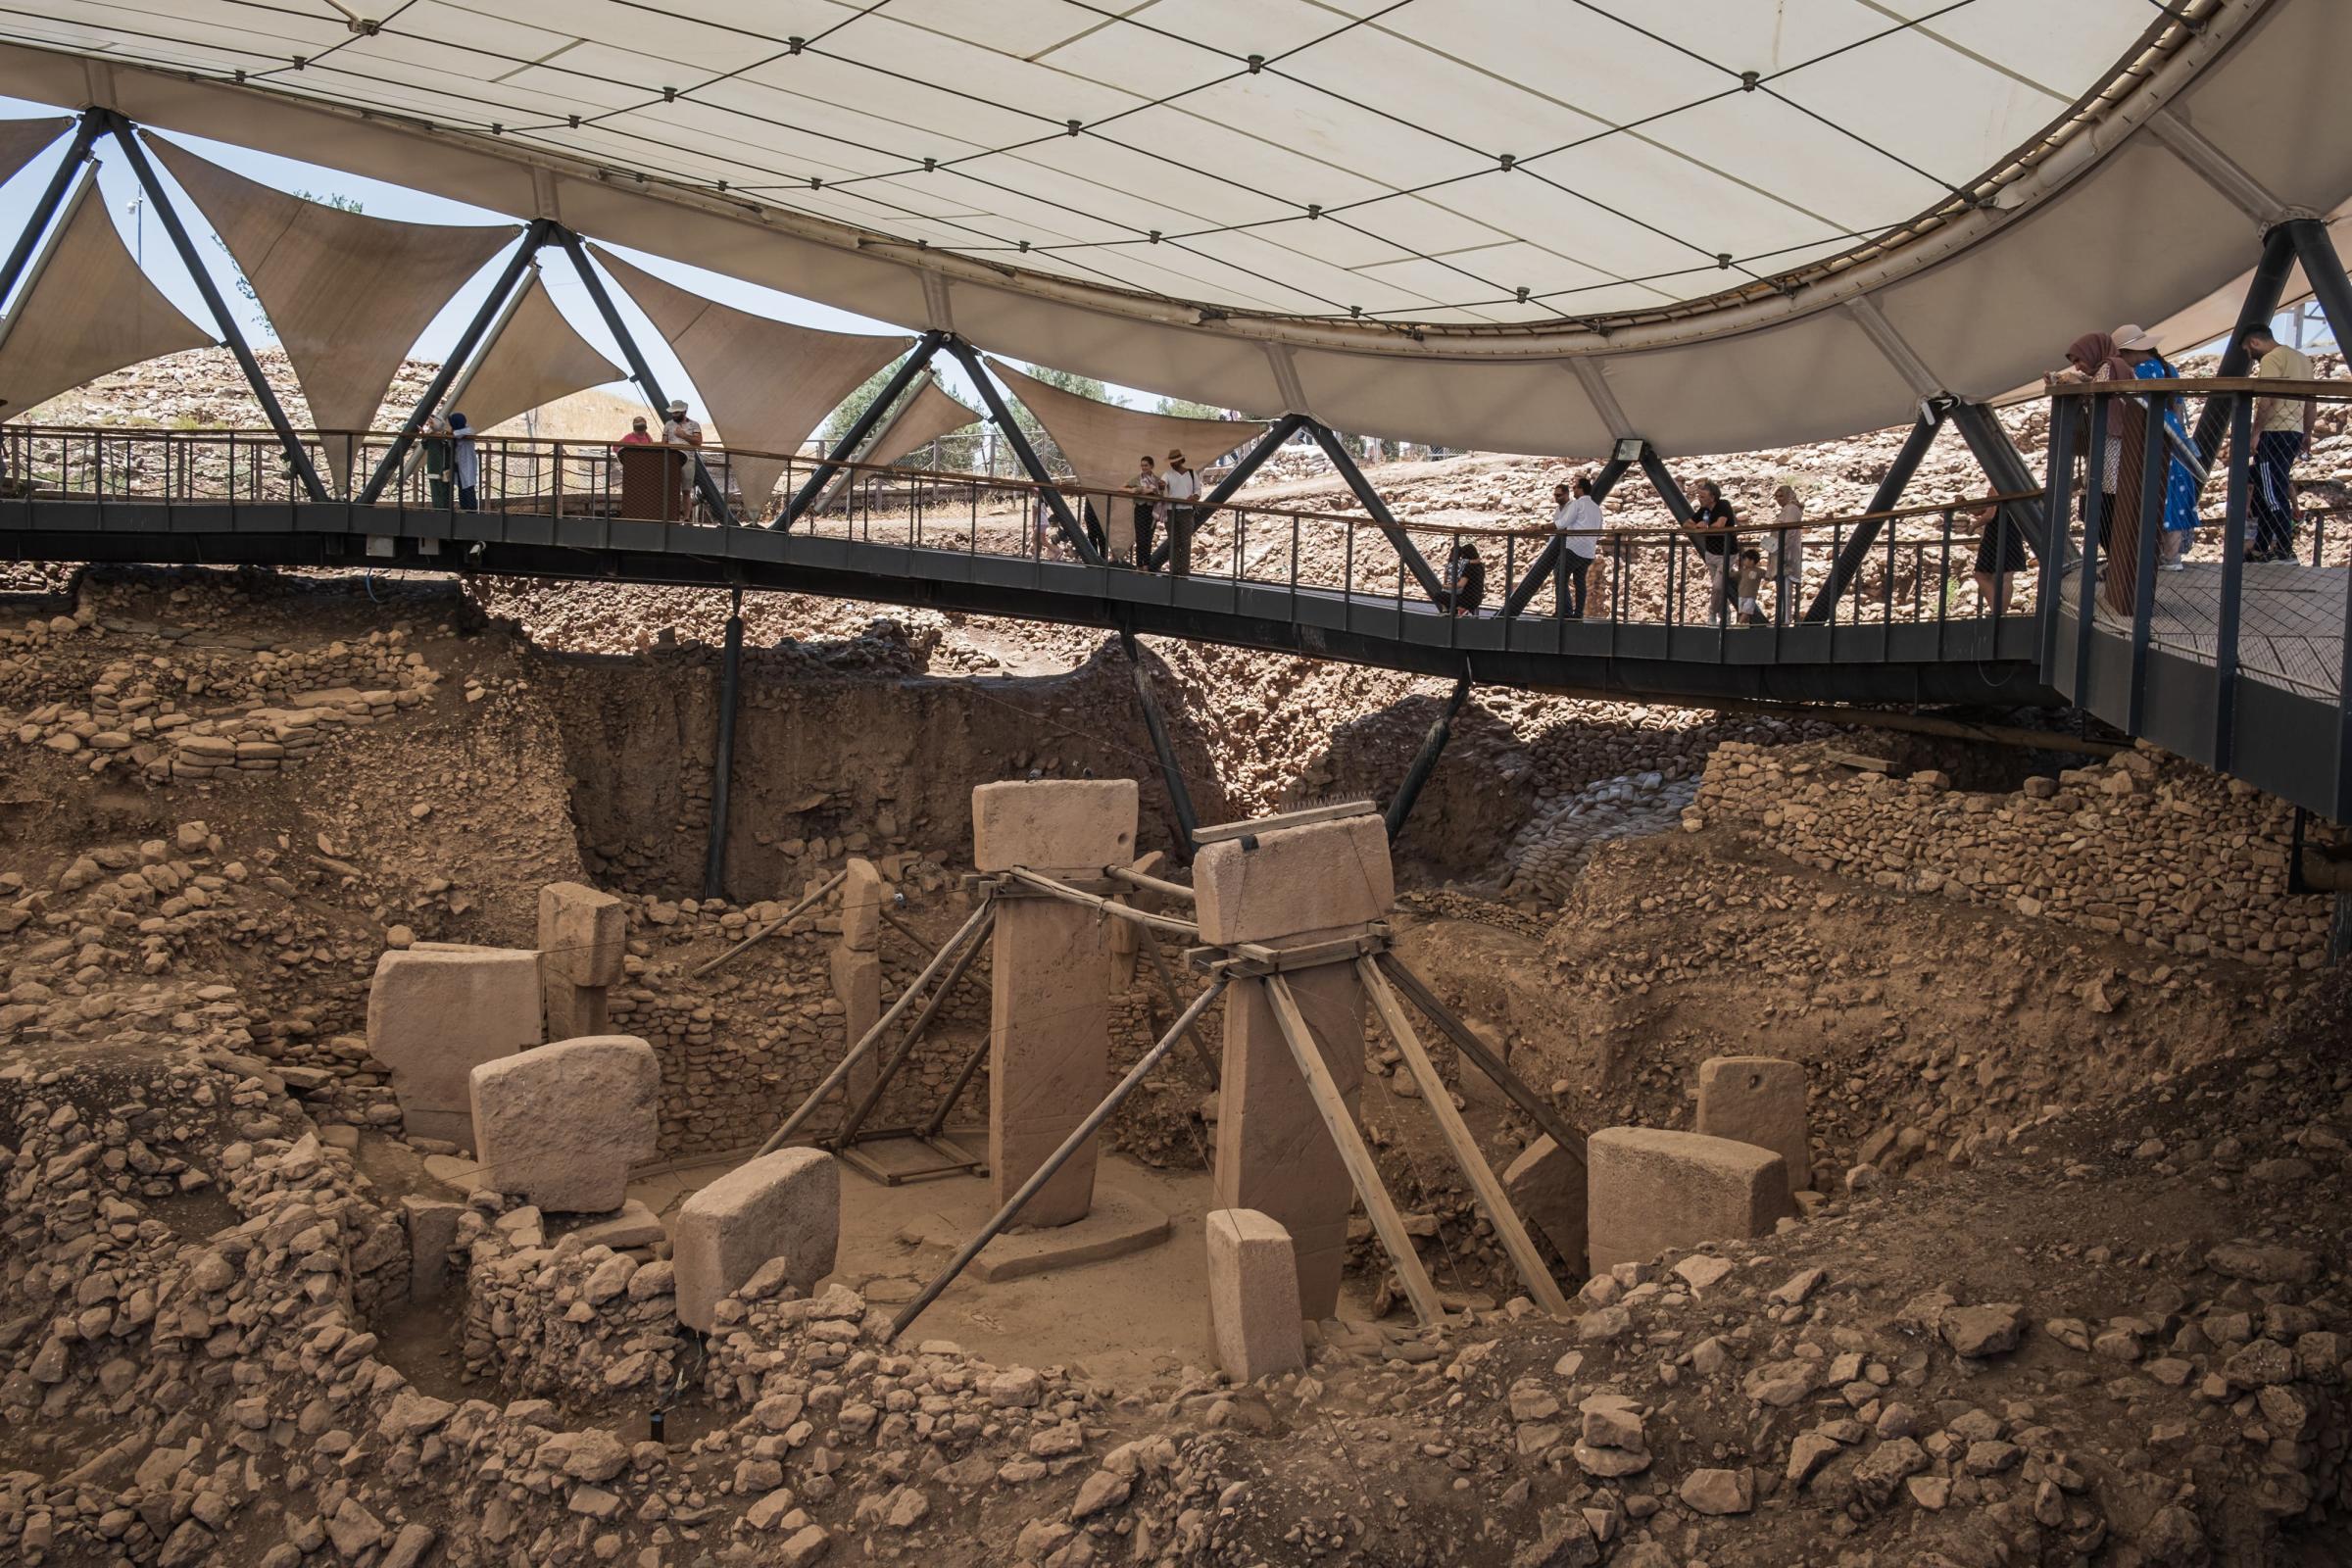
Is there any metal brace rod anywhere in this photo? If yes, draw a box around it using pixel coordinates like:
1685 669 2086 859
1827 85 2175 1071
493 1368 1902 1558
1121 629 1200 857
1001 866 1200 935
1385 670 1472 844
102 112 329 503
781 328 946 527
887 976 1229 1343
690 869 844 978
1806 403 1945 620
1136 922 1220 1088
830 906 995 1149
0 113 97 312
940 335 1102 564
1373 953 1589 1157
1304 419 1446 603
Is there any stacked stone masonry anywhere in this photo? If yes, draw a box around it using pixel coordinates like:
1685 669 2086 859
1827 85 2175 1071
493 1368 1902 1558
1695 739 2337 965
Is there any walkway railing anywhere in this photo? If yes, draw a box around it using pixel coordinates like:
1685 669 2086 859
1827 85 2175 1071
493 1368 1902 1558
0 421 2037 638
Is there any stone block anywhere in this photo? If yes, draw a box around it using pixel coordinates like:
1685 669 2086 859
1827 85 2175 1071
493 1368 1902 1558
1205 1208 1305 1383
840 857 885 953
564 1199 666 1251
543 973 609 1042
990 900 1108 1226
1587 1128 1788 1273
401 1195 465 1303
674 1149 840 1331
1456 1019 1514 1111
367 946 542 1148
830 944 882 1107
538 882 627 988
971 779 1138 876
469 1036 659 1213
1503 1135 1588 1274
1194 814 1394 946
1696 1055 1810 1199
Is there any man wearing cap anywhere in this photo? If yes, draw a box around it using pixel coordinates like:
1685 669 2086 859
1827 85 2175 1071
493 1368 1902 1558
661 399 704 521
2239 323 2316 562
1160 448 1201 575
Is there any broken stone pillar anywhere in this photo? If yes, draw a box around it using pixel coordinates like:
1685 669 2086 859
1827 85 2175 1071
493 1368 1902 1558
468 1035 659 1213
1200 811 1395 1319
538 881 626 1041
1503 1135 1589 1275
401 1195 464 1304
1585 1127 1789 1275
673 1148 841 1332
1695 1055 1811 1200
974 778 1139 1227
833 857 885 1107
367 945 543 1148
1205 1208 1305 1383
1106 851 1164 990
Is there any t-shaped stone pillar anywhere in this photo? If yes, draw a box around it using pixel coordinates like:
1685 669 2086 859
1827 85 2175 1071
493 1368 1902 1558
832 858 886 1107
1199 811 1394 1319
538 881 626 1042
973 778 1138 1227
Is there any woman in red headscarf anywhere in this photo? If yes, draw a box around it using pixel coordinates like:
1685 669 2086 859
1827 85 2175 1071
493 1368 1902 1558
2050 331 2149 615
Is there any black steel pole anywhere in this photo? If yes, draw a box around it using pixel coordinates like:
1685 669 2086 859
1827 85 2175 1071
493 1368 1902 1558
1200 411 1306 511
1121 629 1200 858
356 219 550 506
940 336 1101 563
1305 420 1446 602
780 329 945 528
1945 400 2046 565
1385 670 1472 844
0 115 97 311
703 589 744 900
2194 224 2299 466
1804 408 1943 621
2283 219 2352 369
103 113 329 502
1499 454 1633 618
554 226 735 524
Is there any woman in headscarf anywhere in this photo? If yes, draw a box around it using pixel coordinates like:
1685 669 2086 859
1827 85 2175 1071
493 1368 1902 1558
2049 331 2147 615
2116 325 2205 572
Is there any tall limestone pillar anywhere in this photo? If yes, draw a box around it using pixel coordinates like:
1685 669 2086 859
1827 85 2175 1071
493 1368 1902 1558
831 857 885 1108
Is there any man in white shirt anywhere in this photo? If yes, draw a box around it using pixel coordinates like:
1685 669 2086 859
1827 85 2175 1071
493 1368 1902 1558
1551 473 1603 618
1160 448 1201 575
661 399 705 520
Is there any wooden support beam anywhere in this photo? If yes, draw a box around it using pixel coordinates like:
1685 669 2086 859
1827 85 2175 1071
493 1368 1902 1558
690 870 846 978
1262 972 1446 1329
1360 957 1570 1317
1002 866 1200 936
1374 954 1589 1157
1136 923 1220 1088
1194 799 1376 844
829 907 994 1149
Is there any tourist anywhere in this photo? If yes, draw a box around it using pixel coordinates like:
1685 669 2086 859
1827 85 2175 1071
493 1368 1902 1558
2047 331 2147 614
421 413 455 510
1971 501 2028 614
448 412 478 512
661 399 704 520
1767 483 1804 624
1552 473 1602 618
2240 323 2315 562
616 416 652 447
1689 478 1740 626
1126 453 1164 570
2117 324 2203 571
1161 448 1200 575
1733 547 1767 625
1437 540 1485 615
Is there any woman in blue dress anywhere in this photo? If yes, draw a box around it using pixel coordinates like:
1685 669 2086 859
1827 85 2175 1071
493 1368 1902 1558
2118 325 2203 570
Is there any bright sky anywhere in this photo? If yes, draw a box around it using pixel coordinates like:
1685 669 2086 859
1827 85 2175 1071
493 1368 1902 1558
0 94 1171 428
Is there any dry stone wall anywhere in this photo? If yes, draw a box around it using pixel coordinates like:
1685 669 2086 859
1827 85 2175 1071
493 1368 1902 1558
1694 738 2338 966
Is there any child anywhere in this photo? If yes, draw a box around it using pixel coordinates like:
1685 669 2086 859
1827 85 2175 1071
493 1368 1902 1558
1734 547 1767 625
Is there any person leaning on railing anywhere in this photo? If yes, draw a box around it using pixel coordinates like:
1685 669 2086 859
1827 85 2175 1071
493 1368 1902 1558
1689 478 1740 626
2047 331 2148 616
2237 323 2317 563
1551 473 1602 618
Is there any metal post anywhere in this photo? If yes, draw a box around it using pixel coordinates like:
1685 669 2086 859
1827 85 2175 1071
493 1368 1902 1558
2036 384 2078 677
1385 670 1472 844
2283 219 2352 370
2195 224 2299 466
102 113 328 503
939 336 1100 564
2214 395 2252 770
830 907 994 1148
1304 420 1446 603
358 219 552 506
703 589 743 900
554 226 734 524
781 329 945 527
886 976 1228 1343
1120 629 1200 858
1806 406 1943 620
2071 399 2110 707
0 114 96 311
2126 398 2168 734
1945 399 2046 564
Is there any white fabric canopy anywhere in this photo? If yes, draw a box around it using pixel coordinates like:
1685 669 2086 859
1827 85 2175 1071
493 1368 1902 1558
862 375 978 470
988 358 1267 558
0 173 211 417
148 135 518 492
448 270 621 438
0 2 2342 455
590 244 909 512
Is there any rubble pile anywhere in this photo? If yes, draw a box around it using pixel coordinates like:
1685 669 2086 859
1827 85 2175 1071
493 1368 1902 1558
1696 737 2340 966
453 1205 684 1401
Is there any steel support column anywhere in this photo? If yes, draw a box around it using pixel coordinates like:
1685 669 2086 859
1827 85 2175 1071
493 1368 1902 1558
1121 629 1199 858
940 336 1102 564
0 114 96 313
780 329 946 528
102 113 328 502
703 588 745 900
2194 223 2299 466
1305 421 1446 603
554 226 735 524
1945 399 2046 564
1385 670 1472 844
1502 454 1633 617
2283 219 2352 370
1149 412 1309 570
358 218 554 506
1804 405 1944 621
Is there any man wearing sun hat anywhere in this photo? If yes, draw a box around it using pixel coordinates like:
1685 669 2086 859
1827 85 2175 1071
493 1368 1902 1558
660 399 705 520
1160 447 1201 576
